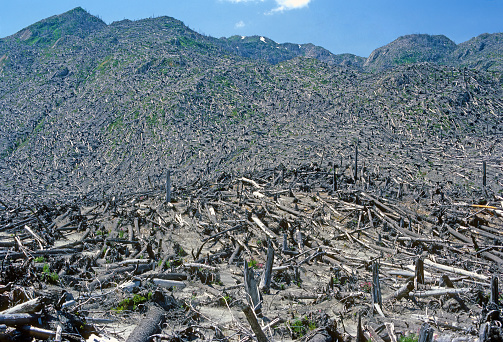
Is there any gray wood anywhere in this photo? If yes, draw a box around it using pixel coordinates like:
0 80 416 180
125 304 165 342
244 259 262 315
259 239 275 293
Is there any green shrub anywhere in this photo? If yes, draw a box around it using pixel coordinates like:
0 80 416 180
113 294 149 313
41 264 59 283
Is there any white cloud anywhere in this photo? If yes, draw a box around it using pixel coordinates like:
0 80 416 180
269 0 312 13
235 20 245 28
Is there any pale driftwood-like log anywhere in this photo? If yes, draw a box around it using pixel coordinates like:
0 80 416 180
384 281 414 301
259 239 274 293
24 225 47 249
87 265 136 291
118 259 152 266
423 258 488 281
411 287 472 298
238 177 262 189
182 263 218 271
365 324 386 342
385 323 397 342
0 313 39 326
54 325 63 342
242 303 269 342
251 215 277 239
152 279 186 289
1 297 43 315
126 304 165 342
295 229 303 252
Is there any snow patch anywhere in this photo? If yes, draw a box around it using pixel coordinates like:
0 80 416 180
241 36 246 40
260 36 266 43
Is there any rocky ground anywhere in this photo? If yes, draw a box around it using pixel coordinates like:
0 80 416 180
0 164 502 342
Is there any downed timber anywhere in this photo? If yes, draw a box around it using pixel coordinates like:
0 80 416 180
0 297 43 315
238 177 262 189
423 258 488 281
125 304 165 342
371 206 421 239
0 313 40 326
411 287 473 298
251 214 278 239
275 203 305 217
242 303 269 342
444 225 503 264
152 279 186 289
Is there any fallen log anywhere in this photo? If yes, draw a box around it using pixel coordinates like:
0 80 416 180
411 287 472 298
0 313 39 326
126 304 165 342
423 258 488 281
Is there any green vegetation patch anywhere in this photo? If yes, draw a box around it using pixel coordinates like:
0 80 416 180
113 293 152 313
41 264 59 284
288 316 317 338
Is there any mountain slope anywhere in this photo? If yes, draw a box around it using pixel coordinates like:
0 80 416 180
363 34 456 71
7 7 106 46
0 8 502 204
451 32 503 71
218 35 365 68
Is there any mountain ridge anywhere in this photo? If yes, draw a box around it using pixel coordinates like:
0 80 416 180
3 8 503 72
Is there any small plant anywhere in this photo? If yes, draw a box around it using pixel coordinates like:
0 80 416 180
218 294 232 306
288 317 317 338
34 256 46 263
113 294 148 313
360 281 372 293
289 319 305 336
398 334 418 342
41 264 59 283
248 259 259 269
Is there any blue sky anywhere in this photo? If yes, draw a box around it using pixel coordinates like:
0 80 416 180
1 0 502 57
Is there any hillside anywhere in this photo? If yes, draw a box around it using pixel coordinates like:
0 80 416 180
363 34 457 71
453 32 503 71
0 8 502 205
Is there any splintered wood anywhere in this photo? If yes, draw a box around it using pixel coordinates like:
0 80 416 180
0 165 502 341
